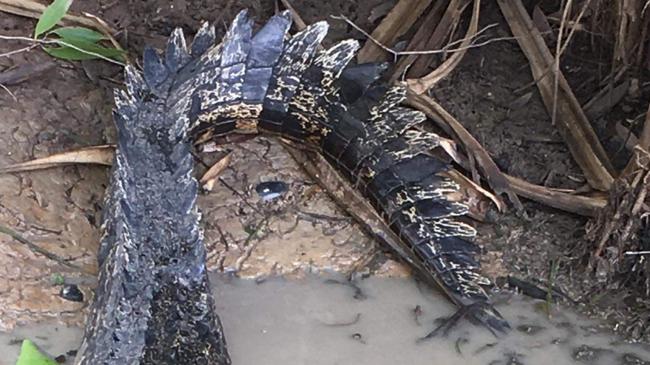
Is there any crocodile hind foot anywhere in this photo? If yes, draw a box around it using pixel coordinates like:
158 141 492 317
419 302 511 341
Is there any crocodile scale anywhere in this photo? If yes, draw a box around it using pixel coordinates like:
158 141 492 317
78 9 509 365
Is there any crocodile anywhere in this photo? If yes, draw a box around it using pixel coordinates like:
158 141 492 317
77 9 509 365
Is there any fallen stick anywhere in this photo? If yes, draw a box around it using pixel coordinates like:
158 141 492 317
357 0 433 63
0 224 91 273
0 61 55 86
621 103 650 176
505 175 606 217
497 0 615 191
407 91 607 216
406 0 480 94
0 145 114 173
390 0 452 81
407 91 518 212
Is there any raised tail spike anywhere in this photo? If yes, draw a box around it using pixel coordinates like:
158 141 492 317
262 21 329 115
243 11 292 104
191 21 216 56
165 28 190 72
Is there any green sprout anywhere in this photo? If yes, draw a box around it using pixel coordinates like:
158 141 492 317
15 339 57 365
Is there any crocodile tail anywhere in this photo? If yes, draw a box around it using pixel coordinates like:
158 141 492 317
278 48 510 332
77 27 230 365
189 12 509 335
355 86 510 334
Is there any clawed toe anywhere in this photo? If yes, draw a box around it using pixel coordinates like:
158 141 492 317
417 302 510 342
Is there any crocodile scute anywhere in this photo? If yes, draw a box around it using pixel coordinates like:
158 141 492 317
78 9 508 365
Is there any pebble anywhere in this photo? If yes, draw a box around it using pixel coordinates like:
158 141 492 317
255 181 288 201
59 284 84 302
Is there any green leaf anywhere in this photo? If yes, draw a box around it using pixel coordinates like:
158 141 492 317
51 27 106 43
34 0 73 38
50 273 65 286
44 46 98 60
15 339 58 365
44 39 125 62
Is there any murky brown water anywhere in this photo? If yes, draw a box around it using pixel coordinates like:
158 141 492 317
2 274 650 365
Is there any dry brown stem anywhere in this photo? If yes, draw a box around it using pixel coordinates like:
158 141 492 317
390 0 457 81
498 0 615 191
621 103 650 176
407 91 519 212
0 0 117 34
0 145 115 173
406 0 480 94
586 146 650 297
357 0 433 63
199 153 232 192
407 91 607 216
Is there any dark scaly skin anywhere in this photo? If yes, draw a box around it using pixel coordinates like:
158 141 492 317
191 11 510 335
76 25 230 365
79 10 508 364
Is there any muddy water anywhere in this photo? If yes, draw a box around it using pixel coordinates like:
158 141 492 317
2 275 650 365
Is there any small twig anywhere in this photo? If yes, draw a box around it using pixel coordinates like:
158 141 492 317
296 209 350 223
0 224 88 272
551 0 572 127
356 0 434 62
0 61 56 85
0 83 17 102
407 0 481 93
332 14 509 60
234 216 269 272
82 12 131 64
324 278 366 300
550 0 592 127
218 177 263 215
0 34 125 66
625 250 650 256
0 43 38 58
545 259 558 317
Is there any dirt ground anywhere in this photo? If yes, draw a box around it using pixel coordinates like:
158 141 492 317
1 0 649 344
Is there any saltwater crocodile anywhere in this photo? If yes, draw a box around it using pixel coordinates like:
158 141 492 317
77 9 509 364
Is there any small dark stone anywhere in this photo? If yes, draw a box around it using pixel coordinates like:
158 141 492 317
621 353 650 365
66 349 78 357
351 332 366 344
255 181 288 201
573 344 609 362
505 352 525 365
516 323 546 335
550 337 568 345
54 354 66 363
60 284 84 302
